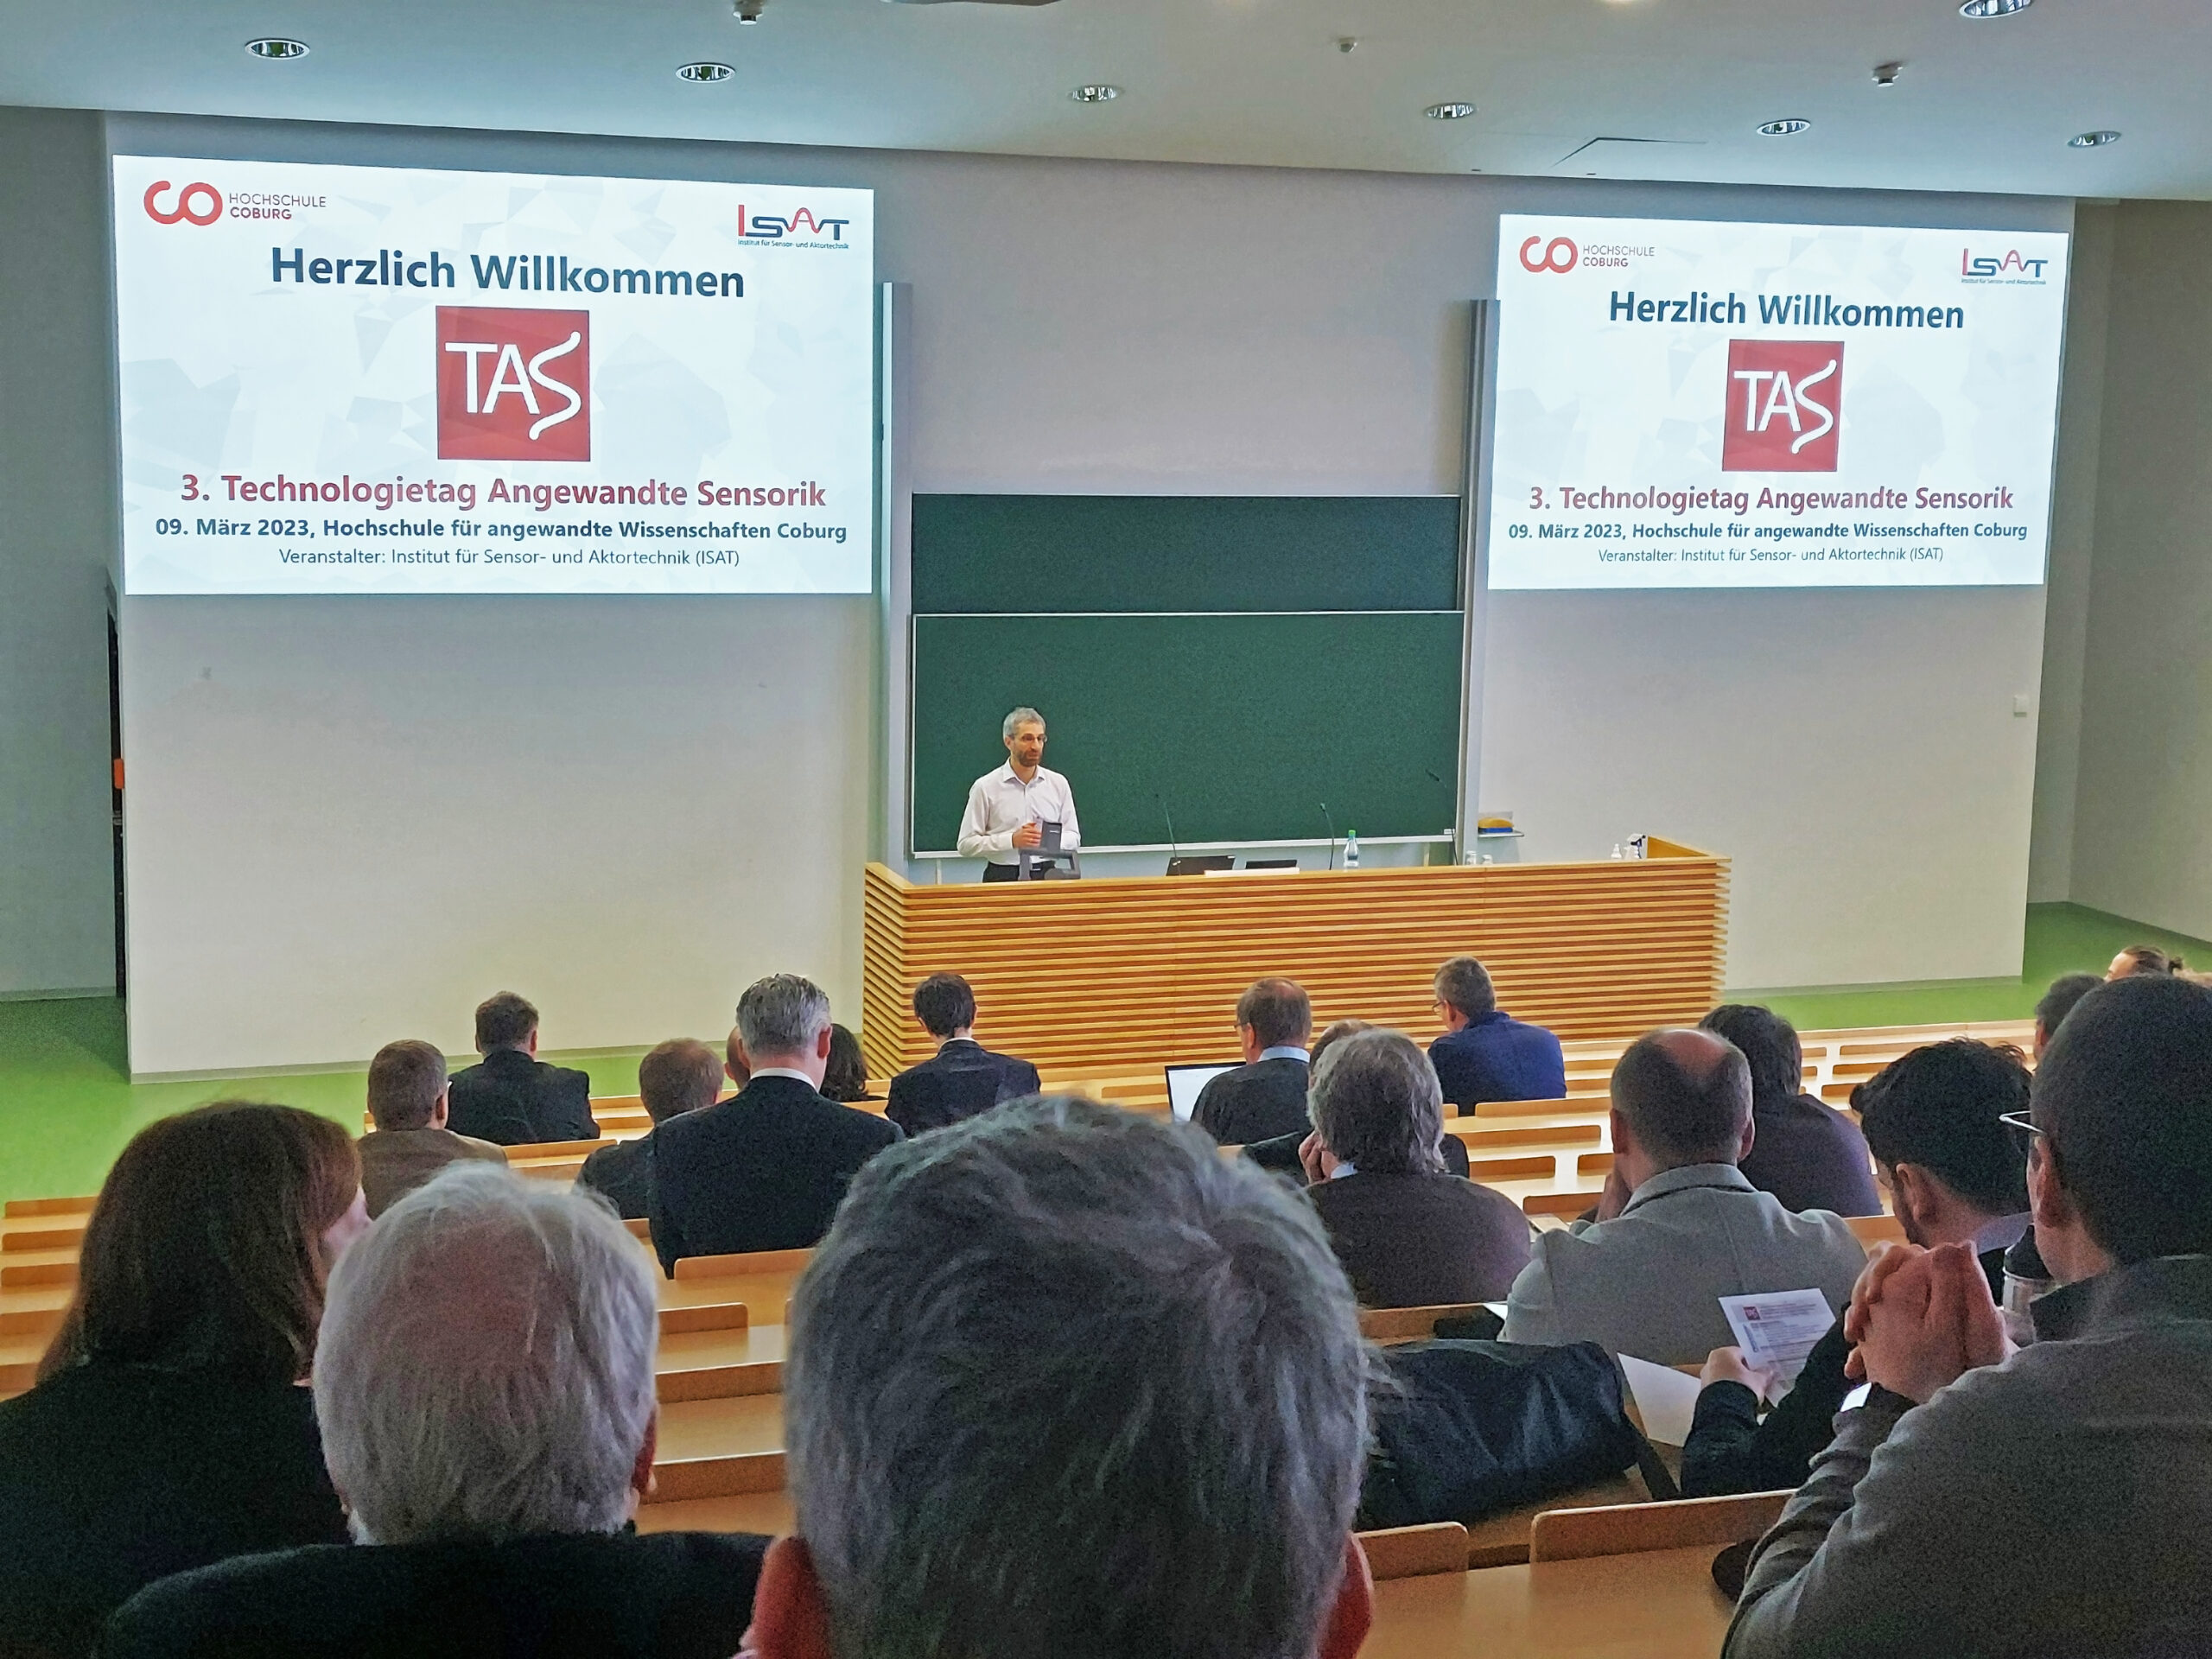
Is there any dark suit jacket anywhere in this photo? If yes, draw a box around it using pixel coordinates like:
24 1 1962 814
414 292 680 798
1427 1012 1567 1109
0 1362 346 1659
101 1529 771 1659
445 1048 597 1147
1307 1171 1534 1307
651 1075 904 1271
1738 1091 1883 1217
885 1039 1041 1136
576 1130 660 1222
1192 1057 1313 1146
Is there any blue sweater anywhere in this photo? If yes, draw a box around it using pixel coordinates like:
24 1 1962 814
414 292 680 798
1428 1011 1567 1109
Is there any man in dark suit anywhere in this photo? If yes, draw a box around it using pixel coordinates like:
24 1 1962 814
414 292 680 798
885 972 1041 1136
576 1037 723 1221
1426 955 1567 1110
102 1166 768 1659
1192 978 1315 1146
444 991 597 1146
652 975 903 1272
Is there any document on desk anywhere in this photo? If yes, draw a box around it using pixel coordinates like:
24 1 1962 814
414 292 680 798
1618 1353 1702 1446
1719 1289 1835 1389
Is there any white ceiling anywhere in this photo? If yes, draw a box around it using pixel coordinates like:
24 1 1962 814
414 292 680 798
5 0 2207 199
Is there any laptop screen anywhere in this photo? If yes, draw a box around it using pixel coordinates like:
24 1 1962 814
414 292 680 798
1164 1063 1236 1122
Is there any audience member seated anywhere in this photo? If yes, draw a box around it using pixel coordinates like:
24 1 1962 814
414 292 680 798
444 991 597 1146
1426 955 1567 1110
2037 971 2103 1056
1301 1029 1532 1306
104 1166 770 1658
1726 976 2212 1657
2107 942 2184 980
357 1039 506 1218
576 1038 721 1222
0 1104 364 1658
884 971 1039 1135
820 1023 873 1103
652 975 904 1270
1701 1004 1879 1217
1193 977 1317 1145
1242 1019 1473 1180
1501 1028 1865 1363
1683 1039 2030 1497
745 1097 1373 1659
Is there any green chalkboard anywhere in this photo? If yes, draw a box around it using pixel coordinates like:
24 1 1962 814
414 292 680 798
911 612 1463 852
912 495 1461 614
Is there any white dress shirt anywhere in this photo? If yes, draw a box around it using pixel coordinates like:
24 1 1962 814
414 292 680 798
957 764 1082 863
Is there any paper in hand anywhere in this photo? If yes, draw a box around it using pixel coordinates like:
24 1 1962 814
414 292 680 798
1719 1288 1836 1392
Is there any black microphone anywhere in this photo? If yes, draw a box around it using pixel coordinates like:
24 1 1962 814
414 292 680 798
1426 768 1447 789
1319 801 1338 871
1157 792 1179 871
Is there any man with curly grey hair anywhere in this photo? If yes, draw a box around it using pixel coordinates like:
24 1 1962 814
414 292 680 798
743 1096 1376 1659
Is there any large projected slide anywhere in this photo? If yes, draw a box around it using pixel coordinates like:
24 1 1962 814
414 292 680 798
112 157 874 594
1488 215 2069 588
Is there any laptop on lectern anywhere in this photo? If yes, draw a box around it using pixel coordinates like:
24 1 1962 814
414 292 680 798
1165 1063 1236 1122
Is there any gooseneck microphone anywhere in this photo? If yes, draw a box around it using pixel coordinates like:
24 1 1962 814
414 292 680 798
1158 792 1180 870
1319 801 1338 871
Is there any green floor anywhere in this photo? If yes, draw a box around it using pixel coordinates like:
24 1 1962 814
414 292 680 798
3 901 2206 1207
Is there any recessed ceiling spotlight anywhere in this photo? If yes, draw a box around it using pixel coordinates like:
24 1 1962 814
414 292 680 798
677 60 734 81
1958 0 2031 16
1070 84 1120 103
1337 37 1358 54
734 0 766 20
1872 60 1904 87
1426 101 1478 120
2069 129 2122 148
1756 117 1812 137
244 36 308 59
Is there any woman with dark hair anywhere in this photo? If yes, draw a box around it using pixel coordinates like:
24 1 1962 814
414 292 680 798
2109 943 2184 981
0 1103 366 1657
821 1023 874 1103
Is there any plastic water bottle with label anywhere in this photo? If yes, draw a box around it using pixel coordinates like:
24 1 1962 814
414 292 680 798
1344 830 1360 868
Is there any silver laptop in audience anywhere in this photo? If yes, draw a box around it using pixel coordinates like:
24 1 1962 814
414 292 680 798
1164 1063 1236 1122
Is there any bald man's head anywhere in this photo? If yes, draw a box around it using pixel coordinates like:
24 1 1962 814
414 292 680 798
1611 1027 1753 1171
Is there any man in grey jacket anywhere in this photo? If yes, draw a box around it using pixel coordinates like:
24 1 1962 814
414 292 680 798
1502 1027 1866 1363
1726 974 2212 1657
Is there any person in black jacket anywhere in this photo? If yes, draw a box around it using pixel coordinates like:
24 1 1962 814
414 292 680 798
1682 1038 2031 1497
104 1166 769 1659
652 975 903 1271
0 1103 366 1659
444 991 598 1146
1192 978 1316 1146
884 973 1039 1135
1701 1003 1881 1217
576 1038 722 1221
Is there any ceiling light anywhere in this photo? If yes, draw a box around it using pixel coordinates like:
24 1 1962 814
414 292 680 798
1958 0 2031 16
1070 85 1120 104
244 37 308 59
734 0 766 19
1756 118 1812 137
1872 60 1904 87
677 60 734 81
2069 130 2122 148
1426 102 1478 121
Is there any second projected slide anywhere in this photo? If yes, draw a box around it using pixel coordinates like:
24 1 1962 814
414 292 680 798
113 156 874 594
1488 215 2069 588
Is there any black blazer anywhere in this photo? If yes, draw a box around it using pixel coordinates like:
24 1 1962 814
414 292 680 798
0 1362 346 1659
575 1131 659 1222
651 1074 904 1271
101 1529 772 1659
1307 1171 1535 1308
445 1048 598 1147
1192 1057 1313 1146
885 1039 1041 1136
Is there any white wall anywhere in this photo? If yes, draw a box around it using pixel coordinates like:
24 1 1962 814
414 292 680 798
60 111 2075 1065
0 107 119 998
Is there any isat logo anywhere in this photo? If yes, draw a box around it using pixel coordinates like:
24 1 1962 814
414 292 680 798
1723 340 1842 473
143 180 223 226
1961 247 2050 282
737 204 854 244
1519 234 1579 274
435 307 591 462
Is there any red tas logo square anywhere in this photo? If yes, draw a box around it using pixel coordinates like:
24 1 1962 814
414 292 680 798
1723 340 1842 473
435 307 590 462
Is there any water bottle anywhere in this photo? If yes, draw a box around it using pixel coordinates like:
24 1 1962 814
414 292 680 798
1344 830 1360 868
2001 1229 2053 1348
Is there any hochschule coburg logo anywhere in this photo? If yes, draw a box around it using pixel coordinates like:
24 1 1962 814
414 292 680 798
1519 235 1579 274
143 180 223 226
435 307 591 463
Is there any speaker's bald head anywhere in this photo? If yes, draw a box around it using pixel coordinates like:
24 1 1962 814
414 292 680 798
1611 1027 1752 1170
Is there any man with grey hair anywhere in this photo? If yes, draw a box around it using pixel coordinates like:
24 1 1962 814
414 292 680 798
1503 1027 1866 1363
652 974 902 1270
1300 1028 1532 1306
956 705 1081 882
101 1165 771 1656
741 1096 1376 1659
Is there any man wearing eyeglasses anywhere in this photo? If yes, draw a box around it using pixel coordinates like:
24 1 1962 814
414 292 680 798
1726 974 2212 1658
